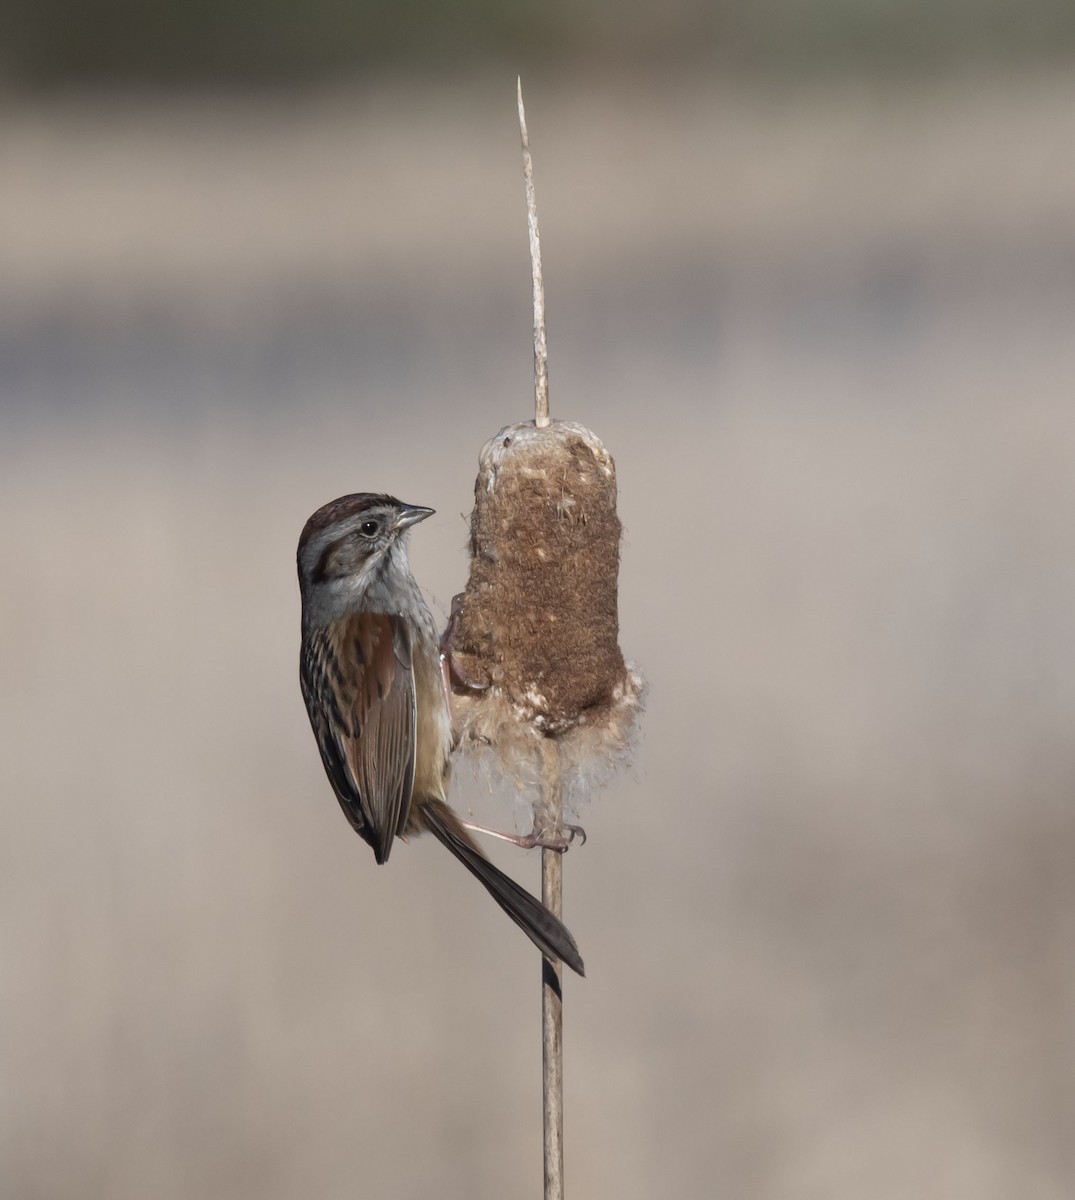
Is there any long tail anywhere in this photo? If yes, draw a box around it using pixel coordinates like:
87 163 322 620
420 798 585 977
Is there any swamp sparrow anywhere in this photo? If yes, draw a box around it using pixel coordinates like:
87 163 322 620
297 492 584 975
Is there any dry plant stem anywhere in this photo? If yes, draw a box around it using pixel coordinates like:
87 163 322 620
520 77 563 1200
517 78 549 429
539 736 565 1200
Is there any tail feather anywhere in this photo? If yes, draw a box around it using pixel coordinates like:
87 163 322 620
420 799 585 977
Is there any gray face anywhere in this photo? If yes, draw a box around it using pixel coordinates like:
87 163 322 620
305 504 401 585
298 501 427 628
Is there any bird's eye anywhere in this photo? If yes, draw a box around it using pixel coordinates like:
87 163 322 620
359 520 380 538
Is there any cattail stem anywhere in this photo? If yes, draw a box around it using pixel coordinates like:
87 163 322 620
539 738 565 1200
520 79 563 1199
444 77 643 1200
518 78 549 429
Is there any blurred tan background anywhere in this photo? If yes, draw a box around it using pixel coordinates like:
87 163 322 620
2 8 1075 1197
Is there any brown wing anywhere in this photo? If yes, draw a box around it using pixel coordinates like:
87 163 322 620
301 611 416 864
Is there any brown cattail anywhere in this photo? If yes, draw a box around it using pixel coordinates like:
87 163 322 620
446 418 644 805
454 81 646 1200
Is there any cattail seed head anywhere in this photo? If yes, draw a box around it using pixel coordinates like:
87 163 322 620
449 419 644 800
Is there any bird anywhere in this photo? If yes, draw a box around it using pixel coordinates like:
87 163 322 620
297 491 584 976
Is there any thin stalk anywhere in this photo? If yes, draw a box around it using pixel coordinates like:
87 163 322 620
518 78 550 428
539 737 564 1200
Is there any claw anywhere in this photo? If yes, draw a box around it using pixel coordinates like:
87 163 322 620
439 593 490 696
564 822 587 847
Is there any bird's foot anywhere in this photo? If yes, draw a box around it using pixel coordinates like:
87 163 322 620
439 592 490 707
461 820 586 852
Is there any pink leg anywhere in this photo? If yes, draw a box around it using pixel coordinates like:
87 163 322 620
461 819 587 852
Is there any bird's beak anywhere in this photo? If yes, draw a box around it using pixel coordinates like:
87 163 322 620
393 504 435 532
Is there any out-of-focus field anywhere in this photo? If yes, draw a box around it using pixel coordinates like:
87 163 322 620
2 73 1074 1199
